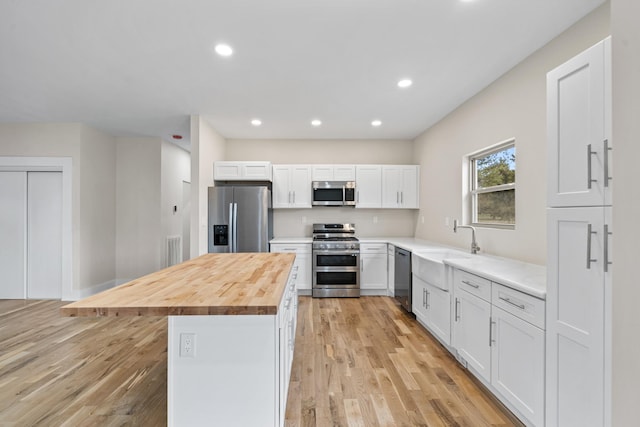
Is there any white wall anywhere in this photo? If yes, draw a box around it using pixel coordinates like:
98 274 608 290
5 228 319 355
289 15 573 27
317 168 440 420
161 140 191 264
0 123 119 295
79 125 116 290
226 139 416 237
412 4 610 265
190 115 226 256
611 0 640 423
115 137 162 282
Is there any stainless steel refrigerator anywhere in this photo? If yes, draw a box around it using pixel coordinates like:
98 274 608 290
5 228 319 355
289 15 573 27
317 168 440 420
208 186 273 253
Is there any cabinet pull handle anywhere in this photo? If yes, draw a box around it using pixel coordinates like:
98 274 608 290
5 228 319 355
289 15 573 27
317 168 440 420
292 191 296 204
422 288 426 308
455 298 460 321
499 296 525 310
462 280 480 289
604 139 612 188
356 190 360 204
587 144 598 189
396 191 399 204
426 290 430 309
489 317 496 347
586 223 598 269
604 224 612 273
400 191 404 204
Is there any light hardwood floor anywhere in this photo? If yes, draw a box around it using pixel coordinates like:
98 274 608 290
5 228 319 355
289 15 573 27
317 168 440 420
0 297 521 426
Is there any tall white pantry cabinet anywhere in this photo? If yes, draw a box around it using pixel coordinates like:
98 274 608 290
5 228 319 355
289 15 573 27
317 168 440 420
546 37 612 427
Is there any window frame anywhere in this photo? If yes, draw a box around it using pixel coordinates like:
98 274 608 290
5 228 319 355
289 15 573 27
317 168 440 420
468 138 516 230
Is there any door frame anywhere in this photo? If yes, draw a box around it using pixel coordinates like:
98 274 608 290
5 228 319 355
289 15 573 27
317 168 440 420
0 157 72 299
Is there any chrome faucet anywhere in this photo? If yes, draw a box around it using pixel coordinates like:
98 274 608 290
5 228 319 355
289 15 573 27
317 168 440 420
453 220 480 254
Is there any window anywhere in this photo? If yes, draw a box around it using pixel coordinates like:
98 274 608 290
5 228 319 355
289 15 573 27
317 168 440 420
469 140 515 228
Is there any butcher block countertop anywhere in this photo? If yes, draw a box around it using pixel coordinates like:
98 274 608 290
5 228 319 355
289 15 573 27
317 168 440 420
61 253 296 317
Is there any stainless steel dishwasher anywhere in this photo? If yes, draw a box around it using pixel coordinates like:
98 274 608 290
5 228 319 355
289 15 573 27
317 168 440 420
394 247 412 312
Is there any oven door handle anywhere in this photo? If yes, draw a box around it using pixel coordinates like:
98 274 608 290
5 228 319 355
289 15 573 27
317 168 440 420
313 250 360 255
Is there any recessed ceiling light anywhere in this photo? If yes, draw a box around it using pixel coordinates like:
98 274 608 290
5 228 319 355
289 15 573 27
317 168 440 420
311 119 322 127
251 119 262 126
371 120 382 127
214 43 233 57
397 79 413 88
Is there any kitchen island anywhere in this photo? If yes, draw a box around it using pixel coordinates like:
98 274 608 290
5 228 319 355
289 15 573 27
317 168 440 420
61 252 297 427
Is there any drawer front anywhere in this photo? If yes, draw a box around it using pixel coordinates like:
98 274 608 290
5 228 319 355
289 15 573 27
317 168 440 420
492 283 545 329
360 243 388 254
270 243 311 254
454 269 491 302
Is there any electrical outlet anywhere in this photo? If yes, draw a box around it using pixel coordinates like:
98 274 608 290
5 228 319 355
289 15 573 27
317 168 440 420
180 333 196 358
445 217 450 227
373 216 378 224
421 215 425 224
302 216 306 224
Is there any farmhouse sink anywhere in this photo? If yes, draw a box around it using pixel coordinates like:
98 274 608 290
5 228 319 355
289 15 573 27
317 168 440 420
412 249 470 290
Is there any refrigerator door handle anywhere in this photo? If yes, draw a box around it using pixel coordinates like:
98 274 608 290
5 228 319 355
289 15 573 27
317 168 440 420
228 202 234 252
233 203 238 252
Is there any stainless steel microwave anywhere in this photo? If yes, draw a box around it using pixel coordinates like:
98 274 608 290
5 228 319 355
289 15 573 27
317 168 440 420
312 181 356 206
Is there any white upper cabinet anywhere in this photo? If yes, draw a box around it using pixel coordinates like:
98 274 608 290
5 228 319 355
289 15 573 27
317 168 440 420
382 165 419 209
214 161 272 181
311 165 356 181
547 38 612 207
272 165 312 208
355 165 382 208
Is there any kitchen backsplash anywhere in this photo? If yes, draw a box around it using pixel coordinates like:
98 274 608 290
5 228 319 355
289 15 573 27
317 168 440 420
273 208 417 238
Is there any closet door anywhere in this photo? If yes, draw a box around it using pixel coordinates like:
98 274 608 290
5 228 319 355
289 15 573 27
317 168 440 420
0 171 26 299
27 172 63 299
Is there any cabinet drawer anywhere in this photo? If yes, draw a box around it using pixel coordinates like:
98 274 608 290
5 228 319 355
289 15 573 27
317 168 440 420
454 269 491 302
492 283 545 329
270 243 311 254
360 243 388 254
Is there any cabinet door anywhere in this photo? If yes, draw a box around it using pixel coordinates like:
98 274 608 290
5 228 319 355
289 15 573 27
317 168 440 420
311 165 333 181
547 38 611 207
355 165 382 208
412 276 429 321
400 166 419 208
289 166 311 208
387 245 395 296
381 166 402 208
360 253 387 289
453 288 491 382
272 166 292 208
546 206 607 427
214 161 243 180
492 306 544 427
425 282 451 346
333 165 356 181
295 252 312 291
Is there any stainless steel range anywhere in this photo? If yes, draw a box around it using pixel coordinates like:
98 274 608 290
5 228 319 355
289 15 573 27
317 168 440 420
312 223 360 298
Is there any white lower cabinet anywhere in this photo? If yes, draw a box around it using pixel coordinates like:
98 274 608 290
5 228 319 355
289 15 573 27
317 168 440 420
491 305 544 427
451 268 545 426
360 243 388 291
270 243 312 293
453 286 492 382
412 275 451 346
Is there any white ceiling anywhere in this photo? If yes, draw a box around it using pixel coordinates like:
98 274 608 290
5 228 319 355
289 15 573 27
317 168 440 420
0 0 605 150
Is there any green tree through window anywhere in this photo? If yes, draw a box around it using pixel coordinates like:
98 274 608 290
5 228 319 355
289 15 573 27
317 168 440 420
471 143 515 226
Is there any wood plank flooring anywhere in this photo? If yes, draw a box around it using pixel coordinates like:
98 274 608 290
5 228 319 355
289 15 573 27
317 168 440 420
0 297 521 426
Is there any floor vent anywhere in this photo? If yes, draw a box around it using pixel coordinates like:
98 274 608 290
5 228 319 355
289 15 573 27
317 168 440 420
167 236 182 267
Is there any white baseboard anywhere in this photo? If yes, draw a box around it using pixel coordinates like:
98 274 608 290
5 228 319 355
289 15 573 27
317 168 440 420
65 279 119 301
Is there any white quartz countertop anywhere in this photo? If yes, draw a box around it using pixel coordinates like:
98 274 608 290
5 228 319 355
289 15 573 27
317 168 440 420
444 256 546 300
271 236 546 298
270 237 313 244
